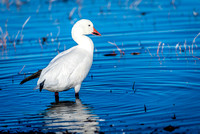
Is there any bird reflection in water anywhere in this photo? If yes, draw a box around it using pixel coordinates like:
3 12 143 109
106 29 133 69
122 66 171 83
42 98 100 133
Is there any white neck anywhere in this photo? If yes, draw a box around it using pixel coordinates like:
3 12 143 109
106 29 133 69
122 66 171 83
72 33 94 54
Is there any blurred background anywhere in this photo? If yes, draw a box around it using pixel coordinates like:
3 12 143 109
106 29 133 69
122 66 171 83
0 0 200 133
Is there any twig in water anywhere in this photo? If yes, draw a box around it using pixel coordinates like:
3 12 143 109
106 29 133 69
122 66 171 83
107 1 111 10
22 16 31 31
130 0 142 10
18 65 26 74
192 32 200 54
157 42 161 56
108 41 125 55
144 104 147 112
132 81 136 93
76 0 82 5
178 44 182 54
188 45 191 53
0 27 3 47
0 40 3 47
20 16 31 41
132 81 135 89
50 32 54 43
38 38 43 49
57 42 60 53
172 114 176 119
161 43 165 54
0 27 8 48
5 19 8 32
146 48 152 57
36 5 41 13
78 6 82 18
193 10 198 17
42 36 48 44
5 19 10 42
184 40 187 53
191 33 200 60
171 0 176 9
48 0 52 11
16 0 23 9
69 7 77 20
0 27 3 34
193 56 200 60
48 0 56 11
13 30 20 48
56 26 60 39
175 42 179 52
2 0 10 9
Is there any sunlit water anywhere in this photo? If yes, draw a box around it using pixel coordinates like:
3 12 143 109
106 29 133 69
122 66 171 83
0 0 200 133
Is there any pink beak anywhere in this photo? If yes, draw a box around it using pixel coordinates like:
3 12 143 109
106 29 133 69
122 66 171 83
92 27 101 36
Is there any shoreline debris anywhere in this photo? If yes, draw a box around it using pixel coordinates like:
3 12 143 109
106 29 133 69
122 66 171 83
18 65 26 74
164 125 179 132
104 51 117 56
108 41 125 55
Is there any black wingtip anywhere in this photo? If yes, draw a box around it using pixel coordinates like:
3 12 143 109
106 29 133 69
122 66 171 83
20 78 29 85
40 80 45 92
20 69 42 85
20 81 24 85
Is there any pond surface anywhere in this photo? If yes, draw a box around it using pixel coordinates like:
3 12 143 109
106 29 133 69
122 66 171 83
0 0 200 133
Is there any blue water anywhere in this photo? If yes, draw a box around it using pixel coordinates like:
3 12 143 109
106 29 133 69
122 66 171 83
0 0 200 133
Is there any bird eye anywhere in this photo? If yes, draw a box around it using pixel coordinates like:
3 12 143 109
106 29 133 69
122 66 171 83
88 25 91 27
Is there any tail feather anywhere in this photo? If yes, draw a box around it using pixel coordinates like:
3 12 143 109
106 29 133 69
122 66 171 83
39 80 45 92
20 69 42 85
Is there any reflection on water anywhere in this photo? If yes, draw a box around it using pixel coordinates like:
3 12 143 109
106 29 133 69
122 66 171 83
43 99 99 133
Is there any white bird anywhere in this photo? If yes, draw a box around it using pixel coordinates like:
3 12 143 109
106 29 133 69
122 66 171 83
20 19 101 100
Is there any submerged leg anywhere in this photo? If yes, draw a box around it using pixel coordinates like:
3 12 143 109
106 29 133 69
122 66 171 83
55 92 59 103
75 93 79 99
74 84 81 99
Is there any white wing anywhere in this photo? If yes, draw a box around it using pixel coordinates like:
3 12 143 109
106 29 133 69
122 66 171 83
37 46 93 91
49 46 76 65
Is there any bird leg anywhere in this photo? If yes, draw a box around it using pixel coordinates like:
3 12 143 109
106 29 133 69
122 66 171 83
74 85 80 99
55 92 59 103
75 93 79 99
